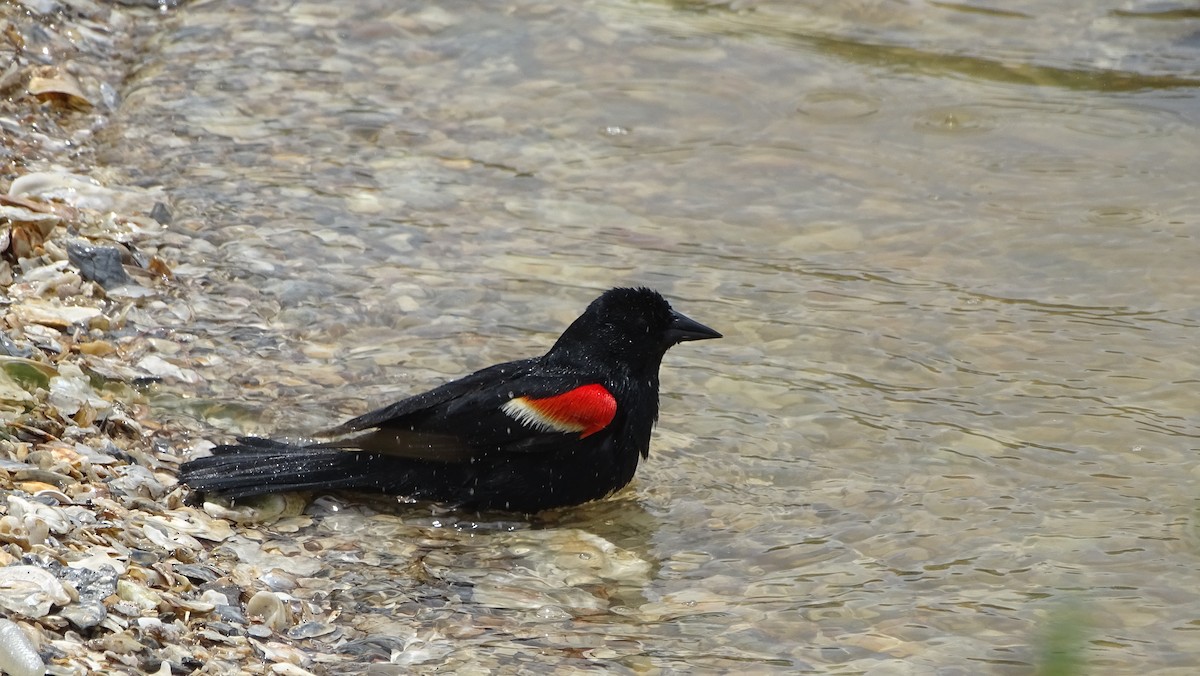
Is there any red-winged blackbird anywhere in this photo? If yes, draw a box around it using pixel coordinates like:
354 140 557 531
179 287 720 512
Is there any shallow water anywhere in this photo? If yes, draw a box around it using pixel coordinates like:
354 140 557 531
107 0 1200 672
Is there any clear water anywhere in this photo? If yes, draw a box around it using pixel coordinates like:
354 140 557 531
109 0 1200 672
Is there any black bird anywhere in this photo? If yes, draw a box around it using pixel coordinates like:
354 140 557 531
179 287 721 512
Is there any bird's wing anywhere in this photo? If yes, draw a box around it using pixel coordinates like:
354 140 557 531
320 358 538 434
317 359 619 462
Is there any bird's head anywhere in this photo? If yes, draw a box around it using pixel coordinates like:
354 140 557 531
548 287 721 375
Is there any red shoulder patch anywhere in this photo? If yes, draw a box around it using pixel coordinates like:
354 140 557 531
503 384 617 438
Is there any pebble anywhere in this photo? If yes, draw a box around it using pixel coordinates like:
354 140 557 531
66 240 131 288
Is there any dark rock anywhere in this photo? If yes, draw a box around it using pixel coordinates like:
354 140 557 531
0 333 35 358
57 563 119 630
129 549 160 566
213 603 246 625
149 202 173 225
67 240 130 288
206 621 245 637
174 564 221 585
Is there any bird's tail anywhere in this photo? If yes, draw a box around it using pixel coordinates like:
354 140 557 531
178 437 416 500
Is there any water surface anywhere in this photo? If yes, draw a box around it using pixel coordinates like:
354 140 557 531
110 0 1200 672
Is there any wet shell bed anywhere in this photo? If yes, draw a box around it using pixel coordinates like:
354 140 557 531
0 3 356 675
2 6 671 676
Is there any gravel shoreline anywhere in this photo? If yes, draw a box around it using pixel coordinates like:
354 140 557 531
1 4 328 674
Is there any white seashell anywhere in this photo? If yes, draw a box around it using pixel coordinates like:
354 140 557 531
140 519 202 553
8 173 110 211
49 372 112 418
0 205 60 230
245 591 293 632
135 355 202 384
0 566 70 618
0 619 45 676
10 300 102 329
27 71 92 108
115 579 161 611
7 496 71 536
66 552 128 576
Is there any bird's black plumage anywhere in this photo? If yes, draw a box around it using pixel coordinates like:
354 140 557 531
178 287 720 512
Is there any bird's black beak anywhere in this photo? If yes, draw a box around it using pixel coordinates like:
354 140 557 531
666 310 722 344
